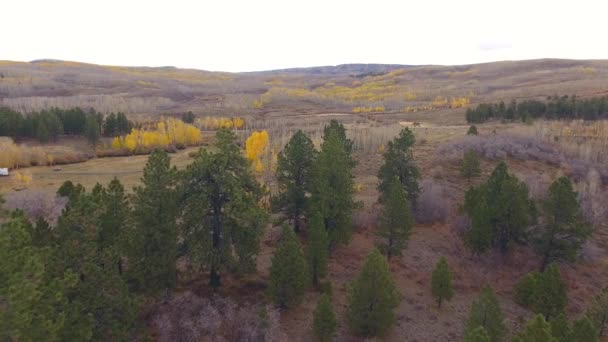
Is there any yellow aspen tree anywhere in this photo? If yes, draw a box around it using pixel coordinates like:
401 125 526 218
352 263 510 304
245 130 269 173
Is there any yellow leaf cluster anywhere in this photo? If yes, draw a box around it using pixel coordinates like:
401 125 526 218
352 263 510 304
352 106 385 113
450 97 470 108
13 171 32 186
196 117 245 130
245 130 269 173
112 118 202 152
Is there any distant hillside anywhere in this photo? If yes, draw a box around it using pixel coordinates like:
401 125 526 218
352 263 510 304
1 59 607 120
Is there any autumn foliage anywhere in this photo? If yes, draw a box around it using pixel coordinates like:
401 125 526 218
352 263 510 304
245 130 270 173
196 117 245 130
111 118 202 152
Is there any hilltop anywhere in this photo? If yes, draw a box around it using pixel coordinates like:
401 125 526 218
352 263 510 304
1 59 607 123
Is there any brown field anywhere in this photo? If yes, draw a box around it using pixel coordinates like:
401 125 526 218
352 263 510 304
2 59 608 341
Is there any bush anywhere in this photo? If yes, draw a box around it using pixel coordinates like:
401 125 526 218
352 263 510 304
414 179 449 224
151 292 286 342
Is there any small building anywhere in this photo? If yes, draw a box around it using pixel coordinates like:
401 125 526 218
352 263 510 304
0 168 9 176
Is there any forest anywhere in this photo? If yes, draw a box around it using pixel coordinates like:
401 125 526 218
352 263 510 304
1 119 606 341
466 95 608 123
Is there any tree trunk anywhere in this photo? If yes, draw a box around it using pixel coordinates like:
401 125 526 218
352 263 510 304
210 201 223 288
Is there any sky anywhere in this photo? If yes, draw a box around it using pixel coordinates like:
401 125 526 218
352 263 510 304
2 0 607 72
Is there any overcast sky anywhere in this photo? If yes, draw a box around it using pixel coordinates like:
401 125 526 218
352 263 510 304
2 0 606 72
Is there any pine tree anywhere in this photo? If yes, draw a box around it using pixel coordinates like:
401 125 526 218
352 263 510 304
307 212 329 287
53 193 137 341
587 287 608 337
129 149 178 292
465 285 506 342
431 256 454 308
464 326 491 342
512 314 557 342
461 149 481 179
180 130 267 287
463 162 535 255
347 249 400 337
570 317 599 342
0 211 74 342
377 178 413 260
549 313 571 342
269 226 309 308
467 125 479 135
84 114 100 145
532 177 591 271
313 294 337 342
378 127 420 206
182 111 195 124
310 124 357 250
274 130 317 232
514 264 567 320
103 113 117 137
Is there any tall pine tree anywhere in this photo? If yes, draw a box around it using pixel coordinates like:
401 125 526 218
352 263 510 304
274 130 317 232
268 226 309 308
532 176 591 270
346 248 400 337
180 130 267 287
465 285 506 342
129 149 178 292
512 314 557 342
307 212 329 287
313 293 337 342
463 162 535 254
431 256 454 308
378 127 420 206
310 122 357 250
377 177 413 260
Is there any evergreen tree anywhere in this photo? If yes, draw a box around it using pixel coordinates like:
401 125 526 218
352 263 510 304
53 193 137 341
307 212 329 287
431 256 454 308
116 112 132 135
98 178 129 253
180 130 267 287
377 178 413 260
323 119 353 153
310 125 357 250
377 127 420 206
313 294 337 342
465 326 490 342
269 226 309 308
463 162 535 254
467 125 479 135
103 113 117 137
514 264 567 320
465 285 506 342
182 111 195 123
549 313 571 342
512 314 557 342
461 149 481 179
129 149 178 292
274 130 317 232
85 114 100 145
29 216 54 247
587 287 608 337
570 317 599 342
532 177 591 270
0 211 74 342
346 249 400 337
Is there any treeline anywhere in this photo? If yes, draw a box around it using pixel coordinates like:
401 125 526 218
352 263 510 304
0 106 133 144
465 95 608 123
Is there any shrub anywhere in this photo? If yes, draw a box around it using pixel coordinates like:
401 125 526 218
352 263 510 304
151 292 286 342
414 179 449 224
